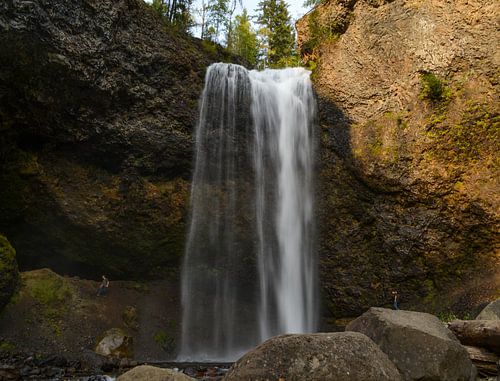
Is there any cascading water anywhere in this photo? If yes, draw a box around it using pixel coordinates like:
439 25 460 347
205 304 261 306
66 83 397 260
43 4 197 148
179 63 317 361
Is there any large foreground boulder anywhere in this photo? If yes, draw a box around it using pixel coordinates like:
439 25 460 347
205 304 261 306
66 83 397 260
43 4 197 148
225 332 402 381
0 235 19 310
117 365 194 381
347 308 474 381
476 299 500 320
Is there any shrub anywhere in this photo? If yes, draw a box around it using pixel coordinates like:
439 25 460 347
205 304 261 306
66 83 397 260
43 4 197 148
419 72 451 104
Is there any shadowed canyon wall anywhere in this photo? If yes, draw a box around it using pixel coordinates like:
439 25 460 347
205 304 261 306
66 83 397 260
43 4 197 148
297 0 499 323
0 0 237 279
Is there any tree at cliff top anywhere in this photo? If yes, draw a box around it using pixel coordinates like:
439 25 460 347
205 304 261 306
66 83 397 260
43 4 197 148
256 0 298 68
194 0 241 44
151 0 194 31
228 9 259 67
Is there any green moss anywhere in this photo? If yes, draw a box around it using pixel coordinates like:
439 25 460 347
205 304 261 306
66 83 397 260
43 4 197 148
125 282 150 293
369 139 383 156
0 235 20 310
0 340 16 352
23 269 74 324
153 330 175 353
427 102 499 162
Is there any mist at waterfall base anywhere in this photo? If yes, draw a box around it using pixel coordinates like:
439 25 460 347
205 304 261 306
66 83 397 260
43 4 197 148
179 63 318 361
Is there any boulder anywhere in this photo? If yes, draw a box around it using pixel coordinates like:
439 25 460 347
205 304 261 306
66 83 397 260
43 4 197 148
0 235 19 310
476 299 500 320
94 328 133 358
117 365 195 381
225 332 402 381
346 308 474 381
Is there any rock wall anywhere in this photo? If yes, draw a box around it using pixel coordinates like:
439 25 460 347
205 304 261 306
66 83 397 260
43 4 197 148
297 0 499 322
0 0 235 278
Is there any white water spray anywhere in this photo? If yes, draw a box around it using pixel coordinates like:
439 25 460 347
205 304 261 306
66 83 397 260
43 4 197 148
179 63 317 361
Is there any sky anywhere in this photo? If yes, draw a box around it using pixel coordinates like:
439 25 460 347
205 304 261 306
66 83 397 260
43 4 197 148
230 0 309 21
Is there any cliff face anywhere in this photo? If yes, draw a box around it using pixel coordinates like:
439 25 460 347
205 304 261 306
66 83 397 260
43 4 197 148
297 0 499 321
0 0 233 278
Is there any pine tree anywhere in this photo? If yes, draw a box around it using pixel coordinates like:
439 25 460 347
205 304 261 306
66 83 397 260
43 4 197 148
151 0 193 31
230 9 259 67
256 0 296 68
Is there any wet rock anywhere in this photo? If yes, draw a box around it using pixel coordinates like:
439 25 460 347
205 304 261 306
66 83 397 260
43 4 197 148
347 307 474 381
0 365 19 380
477 299 500 320
225 331 402 381
94 328 133 358
117 365 195 381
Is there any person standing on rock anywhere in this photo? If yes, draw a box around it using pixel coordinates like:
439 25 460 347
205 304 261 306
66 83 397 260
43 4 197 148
392 291 399 310
97 275 110 297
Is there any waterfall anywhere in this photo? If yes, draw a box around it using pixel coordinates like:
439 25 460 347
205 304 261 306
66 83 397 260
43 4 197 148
179 63 317 361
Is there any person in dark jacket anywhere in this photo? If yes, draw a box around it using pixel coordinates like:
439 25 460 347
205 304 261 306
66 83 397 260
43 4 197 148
97 275 110 296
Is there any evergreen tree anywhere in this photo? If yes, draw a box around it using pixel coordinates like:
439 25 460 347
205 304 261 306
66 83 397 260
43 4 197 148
229 9 259 67
152 0 193 31
256 0 296 68
303 0 321 7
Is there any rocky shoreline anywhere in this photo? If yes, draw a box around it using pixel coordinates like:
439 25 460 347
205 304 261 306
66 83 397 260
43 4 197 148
1 302 498 380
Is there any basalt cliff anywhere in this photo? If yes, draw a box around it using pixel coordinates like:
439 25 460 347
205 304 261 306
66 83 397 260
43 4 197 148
0 0 237 279
297 0 499 322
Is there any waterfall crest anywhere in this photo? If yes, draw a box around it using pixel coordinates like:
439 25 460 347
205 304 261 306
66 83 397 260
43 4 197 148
179 63 317 361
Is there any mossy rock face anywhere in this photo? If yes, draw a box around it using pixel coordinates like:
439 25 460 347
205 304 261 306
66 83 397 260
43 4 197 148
0 235 19 311
22 268 75 320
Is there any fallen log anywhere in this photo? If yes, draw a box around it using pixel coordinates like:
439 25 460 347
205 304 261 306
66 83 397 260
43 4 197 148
448 320 500 355
464 345 499 376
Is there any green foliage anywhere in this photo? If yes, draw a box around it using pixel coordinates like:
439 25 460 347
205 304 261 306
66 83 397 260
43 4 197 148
307 8 341 48
256 0 296 68
419 72 451 104
437 310 457 322
195 0 241 44
154 330 176 352
150 0 194 32
201 39 218 55
229 9 259 67
303 0 321 7
438 310 472 322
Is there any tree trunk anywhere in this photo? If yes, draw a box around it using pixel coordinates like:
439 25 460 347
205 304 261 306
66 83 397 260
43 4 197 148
464 345 499 377
448 320 500 354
